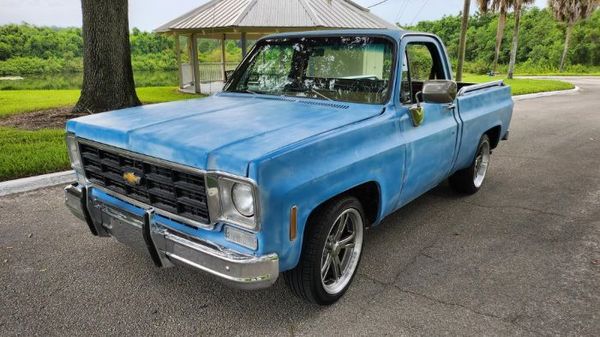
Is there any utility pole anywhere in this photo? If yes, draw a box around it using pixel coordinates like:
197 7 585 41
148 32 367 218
456 0 471 82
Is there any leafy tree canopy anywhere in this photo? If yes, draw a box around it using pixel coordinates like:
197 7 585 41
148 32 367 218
402 7 600 72
0 7 598 75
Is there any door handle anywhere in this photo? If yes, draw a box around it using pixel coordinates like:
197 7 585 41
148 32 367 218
446 103 456 110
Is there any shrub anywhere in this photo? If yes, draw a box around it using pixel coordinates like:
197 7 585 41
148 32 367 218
0 57 65 75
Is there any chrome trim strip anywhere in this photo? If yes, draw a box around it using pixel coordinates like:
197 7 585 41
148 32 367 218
457 80 505 96
66 132 85 175
150 222 279 289
164 252 276 285
205 174 221 225
64 183 86 221
64 183 109 237
162 233 278 287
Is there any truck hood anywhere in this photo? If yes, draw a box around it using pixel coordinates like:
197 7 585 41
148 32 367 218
67 93 383 176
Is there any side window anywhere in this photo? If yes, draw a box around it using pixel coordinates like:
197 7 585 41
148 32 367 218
401 42 447 104
407 45 434 82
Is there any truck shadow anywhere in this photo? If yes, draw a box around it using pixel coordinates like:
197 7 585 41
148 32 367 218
108 182 463 326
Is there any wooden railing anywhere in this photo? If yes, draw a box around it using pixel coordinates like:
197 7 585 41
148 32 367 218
181 62 239 87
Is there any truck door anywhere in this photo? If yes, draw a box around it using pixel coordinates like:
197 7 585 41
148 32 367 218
397 38 459 205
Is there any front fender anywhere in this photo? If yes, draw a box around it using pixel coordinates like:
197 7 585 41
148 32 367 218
252 112 406 271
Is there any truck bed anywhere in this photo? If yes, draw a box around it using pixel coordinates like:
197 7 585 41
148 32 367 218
453 80 513 172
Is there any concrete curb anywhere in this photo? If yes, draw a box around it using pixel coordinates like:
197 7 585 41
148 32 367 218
513 86 580 101
0 170 75 197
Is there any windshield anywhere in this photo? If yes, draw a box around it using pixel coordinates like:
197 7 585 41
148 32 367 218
225 36 395 104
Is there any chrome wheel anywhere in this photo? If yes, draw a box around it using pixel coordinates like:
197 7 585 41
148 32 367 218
320 208 364 295
473 140 491 188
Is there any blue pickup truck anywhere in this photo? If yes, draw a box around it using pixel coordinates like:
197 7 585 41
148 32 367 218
65 29 512 305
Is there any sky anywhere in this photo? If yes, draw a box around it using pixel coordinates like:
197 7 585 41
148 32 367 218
0 0 548 31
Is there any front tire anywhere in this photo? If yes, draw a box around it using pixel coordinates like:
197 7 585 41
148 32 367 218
284 196 365 305
449 134 491 194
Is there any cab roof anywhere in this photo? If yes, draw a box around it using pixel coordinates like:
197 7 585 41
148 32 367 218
263 29 414 41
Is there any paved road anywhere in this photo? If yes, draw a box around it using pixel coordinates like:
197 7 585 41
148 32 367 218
1 78 599 336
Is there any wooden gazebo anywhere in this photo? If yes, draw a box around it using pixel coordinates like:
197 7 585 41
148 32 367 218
155 0 396 94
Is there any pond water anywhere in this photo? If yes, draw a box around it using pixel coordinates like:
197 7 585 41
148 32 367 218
0 70 179 90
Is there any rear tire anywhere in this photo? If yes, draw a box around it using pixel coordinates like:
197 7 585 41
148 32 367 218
283 196 365 305
449 134 491 195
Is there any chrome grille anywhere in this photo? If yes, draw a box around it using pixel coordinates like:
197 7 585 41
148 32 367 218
79 141 209 224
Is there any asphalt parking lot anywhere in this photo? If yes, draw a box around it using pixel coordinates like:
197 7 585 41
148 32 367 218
1 77 599 336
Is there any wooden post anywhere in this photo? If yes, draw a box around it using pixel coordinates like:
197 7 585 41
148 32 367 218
190 33 201 93
175 34 183 89
221 34 227 81
241 32 248 57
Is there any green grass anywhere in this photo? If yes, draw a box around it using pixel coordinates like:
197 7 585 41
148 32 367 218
515 72 600 76
0 89 79 117
0 87 203 118
136 87 204 104
462 74 574 95
0 127 70 181
0 87 203 181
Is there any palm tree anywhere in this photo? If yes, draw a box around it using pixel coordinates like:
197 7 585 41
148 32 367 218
549 0 600 72
507 0 534 79
476 0 514 74
456 0 471 81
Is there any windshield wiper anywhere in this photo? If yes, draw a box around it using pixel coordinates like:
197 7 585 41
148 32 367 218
233 89 261 95
309 88 333 101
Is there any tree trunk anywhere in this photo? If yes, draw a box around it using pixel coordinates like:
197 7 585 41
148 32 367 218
492 8 507 74
507 0 522 80
73 0 141 114
559 23 573 72
456 0 471 82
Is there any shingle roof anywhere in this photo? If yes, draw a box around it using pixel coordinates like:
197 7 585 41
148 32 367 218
155 0 397 33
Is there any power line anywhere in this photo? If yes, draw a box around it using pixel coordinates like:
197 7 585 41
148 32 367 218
394 0 406 23
367 0 389 8
409 0 431 26
395 0 411 25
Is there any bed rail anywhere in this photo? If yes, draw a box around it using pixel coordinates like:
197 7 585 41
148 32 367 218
457 80 505 96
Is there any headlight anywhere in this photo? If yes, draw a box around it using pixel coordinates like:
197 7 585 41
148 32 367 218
232 183 254 217
206 174 260 231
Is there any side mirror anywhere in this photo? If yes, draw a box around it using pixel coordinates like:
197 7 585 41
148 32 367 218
422 80 457 104
224 70 235 82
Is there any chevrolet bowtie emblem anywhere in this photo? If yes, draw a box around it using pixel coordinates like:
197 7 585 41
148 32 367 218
122 172 141 185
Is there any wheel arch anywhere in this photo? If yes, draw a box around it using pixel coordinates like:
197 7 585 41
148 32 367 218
485 125 502 149
305 181 381 231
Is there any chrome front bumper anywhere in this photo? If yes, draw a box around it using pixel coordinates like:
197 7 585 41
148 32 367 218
65 183 279 290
